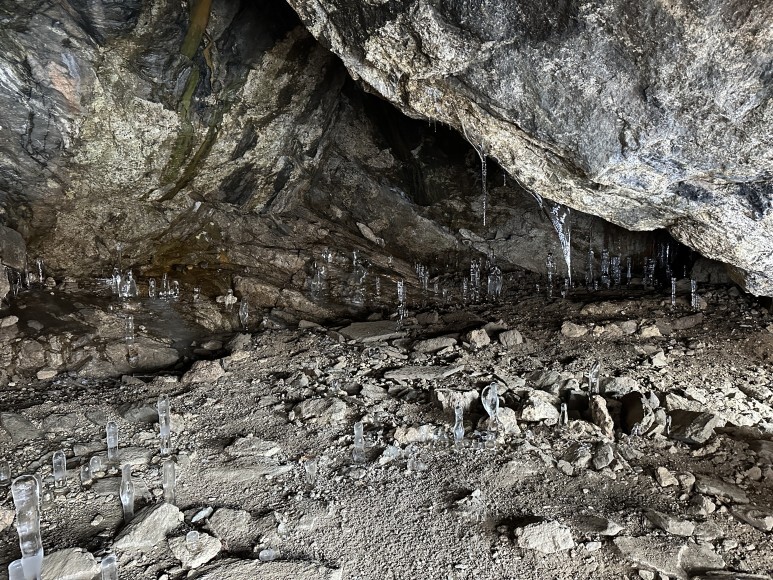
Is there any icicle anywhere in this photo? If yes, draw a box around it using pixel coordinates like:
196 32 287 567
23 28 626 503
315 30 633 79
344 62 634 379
547 204 572 285
545 253 555 299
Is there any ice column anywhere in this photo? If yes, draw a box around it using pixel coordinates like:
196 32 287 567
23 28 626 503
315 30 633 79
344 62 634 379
0 460 11 486
690 279 699 311
120 465 134 522
162 460 176 505
352 422 366 463
52 451 67 489
157 395 172 456
125 315 134 345
453 403 464 444
100 554 118 580
106 421 119 462
481 383 499 431
545 253 556 298
239 301 249 329
11 475 43 580
587 361 601 394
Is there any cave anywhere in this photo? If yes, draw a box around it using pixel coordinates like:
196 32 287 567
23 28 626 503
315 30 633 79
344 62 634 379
0 0 772 578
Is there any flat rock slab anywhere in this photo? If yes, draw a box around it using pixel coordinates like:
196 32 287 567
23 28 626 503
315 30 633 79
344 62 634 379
613 536 724 579
645 509 695 537
0 412 42 442
668 410 724 445
695 475 749 504
571 515 624 537
114 502 183 553
41 548 99 580
412 336 456 353
729 505 773 532
225 437 282 458
384 365 464 381
338 321 406 343
195 558 342 580
516 520 574 553
169 532 221 569
208 508 259 552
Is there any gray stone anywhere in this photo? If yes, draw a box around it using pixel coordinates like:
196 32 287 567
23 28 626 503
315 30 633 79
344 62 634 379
225 437 282 458
561 322 588 338
590 395 615 439
656 467 679 488
498 329 524 348
412 336 457 353
195 558 342 580
672 314 705 331
41 413 79 433
182 360 225 385
0 412 42 443
645 509 695 537
35 368 57 380
208 508 259 552
0 225 27 271
520 391 560 425
729 505 773 532
516 520 574 554
339 321 406 343
668 410 724 445
169 532 221 569
592 442 615 470
1 315 19 328
695 475 749 504
114 503 183 553
292 398 347 424
562 443 592 470
0 507 14 533
466 328 490 349
41 548 100 580
687 495 717 517
118 402 158 424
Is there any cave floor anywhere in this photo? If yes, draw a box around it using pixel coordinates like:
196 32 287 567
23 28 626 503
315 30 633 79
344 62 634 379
1 282 772 580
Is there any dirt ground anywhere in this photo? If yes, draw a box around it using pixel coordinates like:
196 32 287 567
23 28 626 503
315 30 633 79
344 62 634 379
0 275 772 580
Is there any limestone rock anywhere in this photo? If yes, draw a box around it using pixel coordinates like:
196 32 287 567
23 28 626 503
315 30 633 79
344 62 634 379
668 410 725 445
169 533 222 569
561 322 588 338
498 329 524 348
729 505 773 532
0 507 14 533
516 520 574 554
590 395 615 439
466 328 490 349
291 398 347 424
520 391 560 425
412 336 456 353
695 476 749 504
195 558 342 580
645 509 695 537
208 508 259 552
182 360 225 385
114 503 183 553
41 548 100 580
0 412 42 443
384 365 464 382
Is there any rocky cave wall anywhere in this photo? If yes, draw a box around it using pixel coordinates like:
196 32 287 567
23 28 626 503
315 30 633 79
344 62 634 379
0 0 763 320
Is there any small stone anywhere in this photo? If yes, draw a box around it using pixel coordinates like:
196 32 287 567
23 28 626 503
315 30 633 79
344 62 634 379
0 507 14 533
561 321 588 338
412 336 457 353
0 412 42 442
208 508 258 552
650 350 668 368
592 442 615 470
466 328 490 349
169 532 222 569
520 391 560 424
181 360 225 384
687 495 716 517
639 324 662 338
668 410 724 445
589 395 615 439
36 368 57 380
645 509 695 537
498 329 524 347
292 398 347 424
656 467 679 487
0 315 19 328
516 520 574 554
